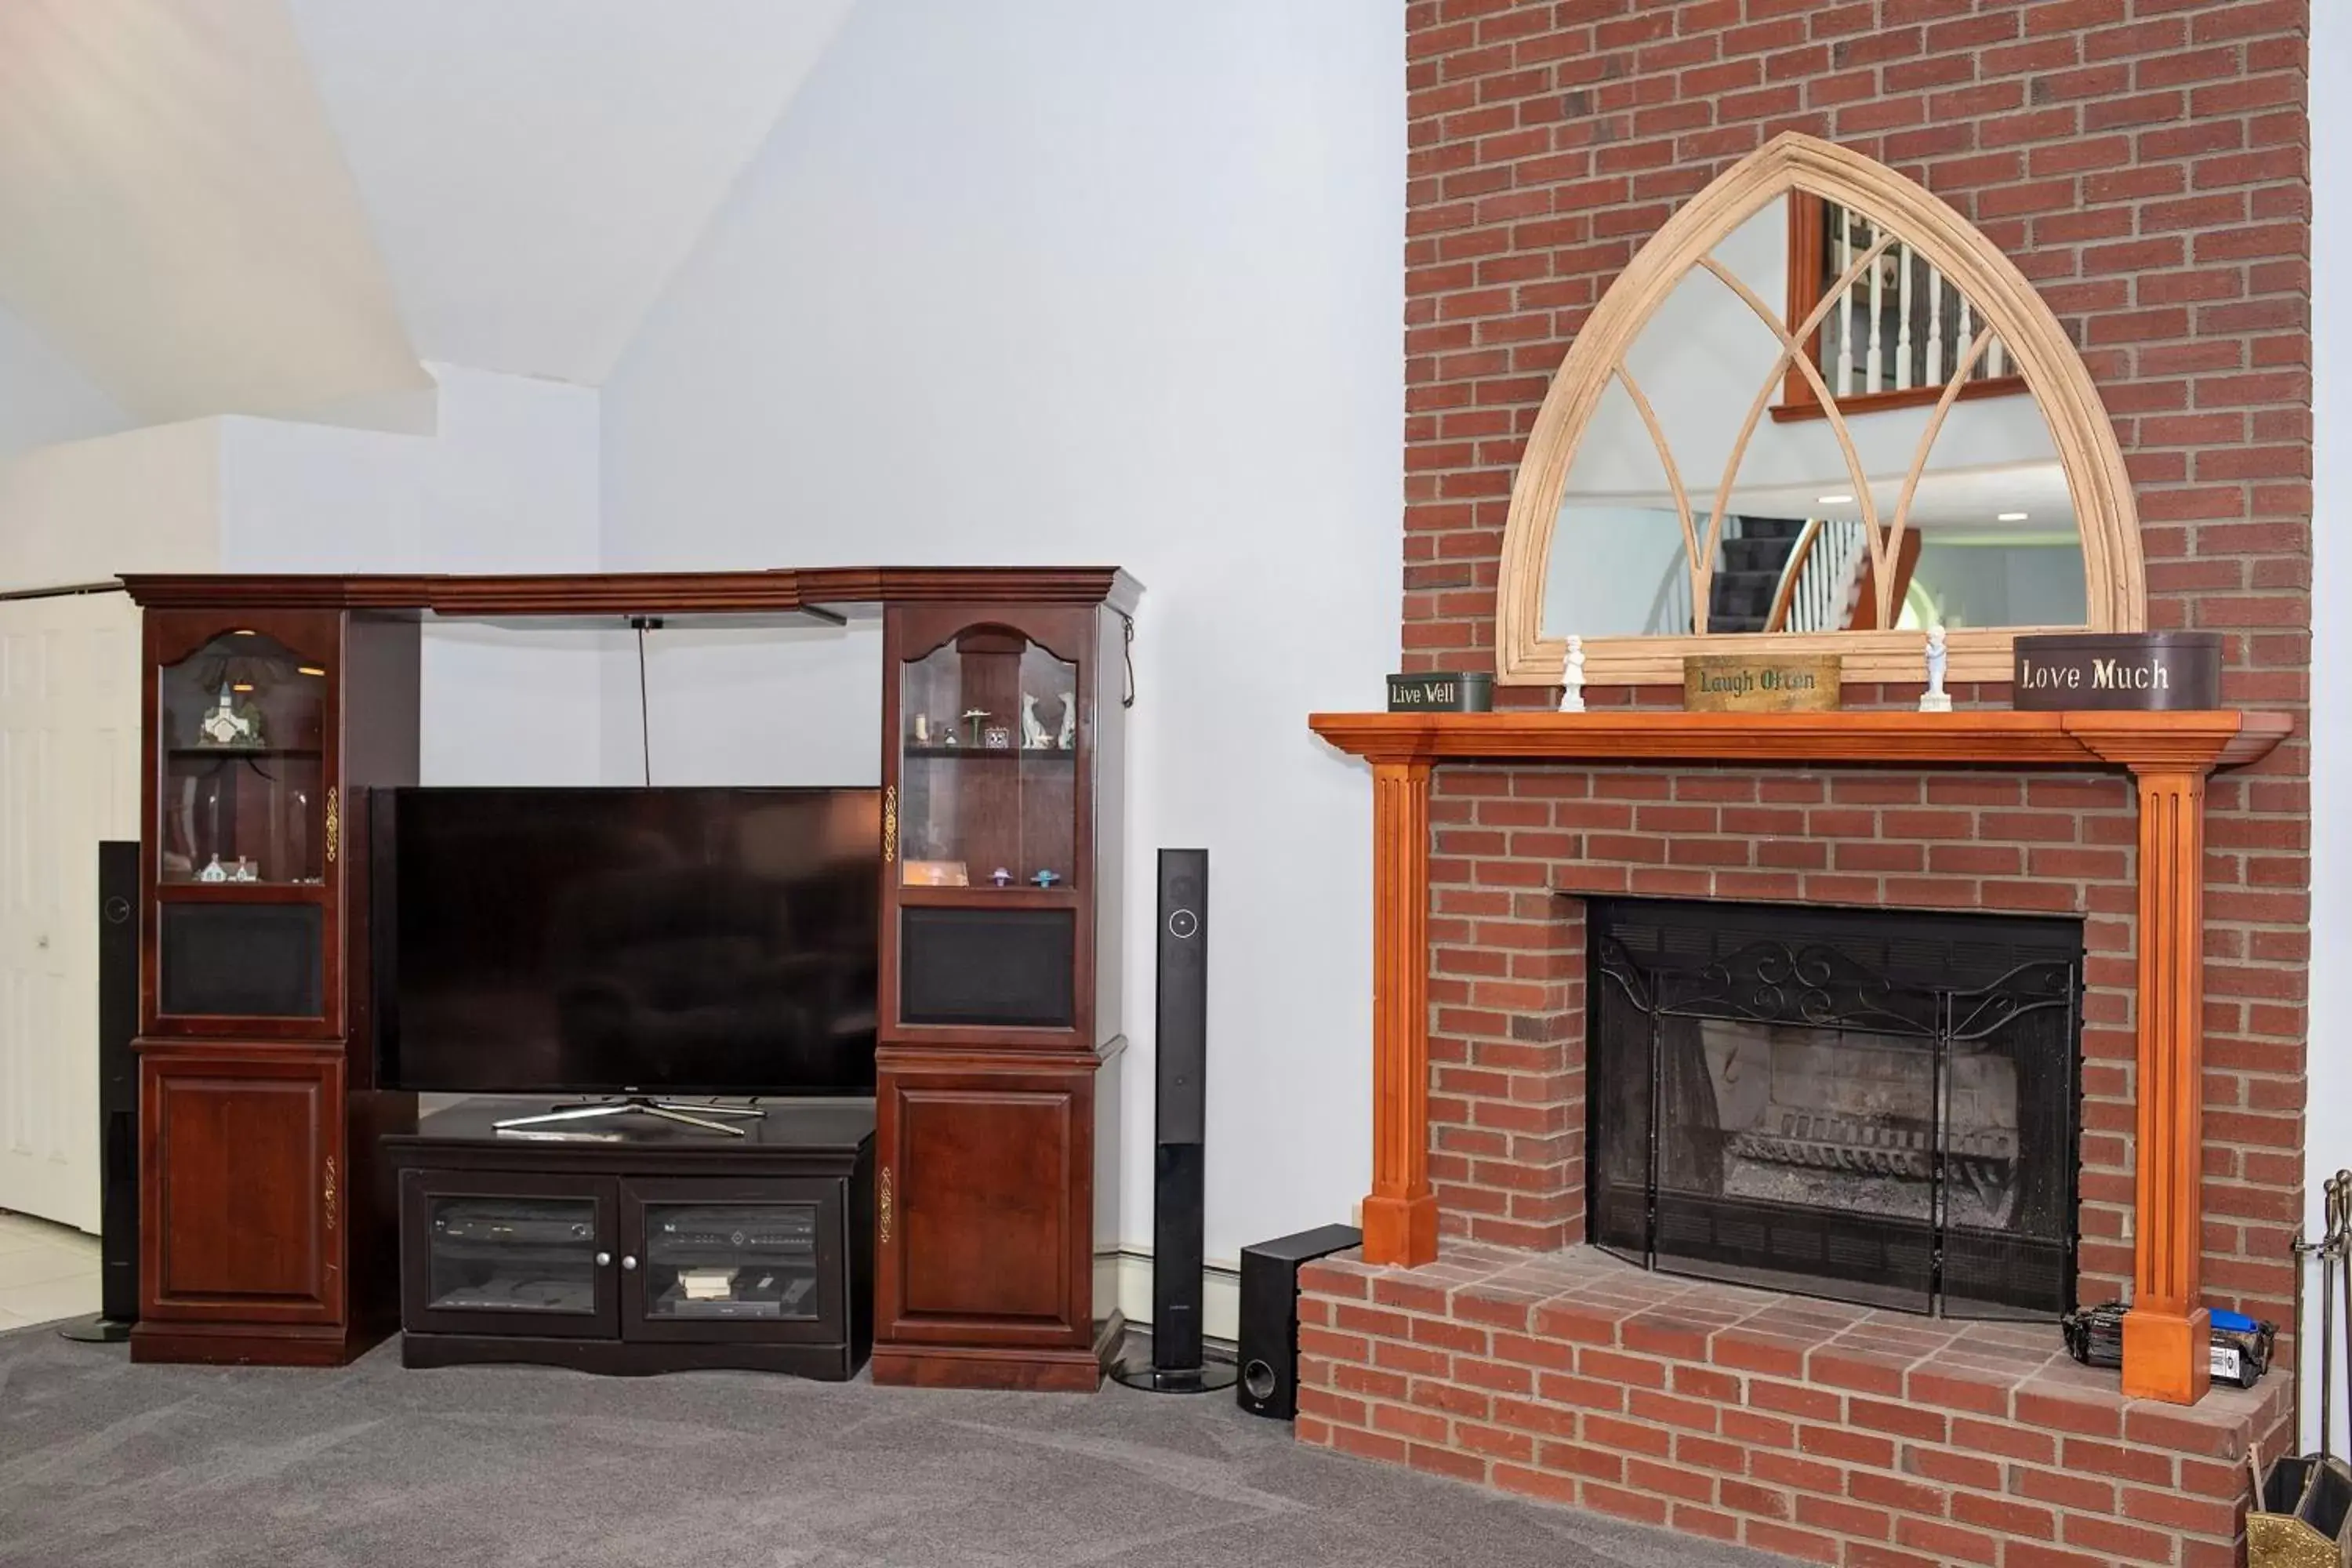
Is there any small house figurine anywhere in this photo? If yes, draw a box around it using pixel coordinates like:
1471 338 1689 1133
197 683 264 748
1559 636 1587 714
1918 627 1952 713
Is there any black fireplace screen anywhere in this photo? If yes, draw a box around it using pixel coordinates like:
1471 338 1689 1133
1588 898 2082 1319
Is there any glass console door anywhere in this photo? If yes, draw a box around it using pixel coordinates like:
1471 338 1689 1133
148 614 342 1034
884 611 1094 1044
400 1172 619 1339
619 1178 844 1343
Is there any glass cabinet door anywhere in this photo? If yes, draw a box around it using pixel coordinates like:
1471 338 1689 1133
639 1202 820 1321
157 630 328 887
621 1179 843 1342
896 630 1078 891
401 1173 619 1338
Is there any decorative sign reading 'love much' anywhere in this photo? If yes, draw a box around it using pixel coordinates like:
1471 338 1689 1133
1682 653 1842 713
2010 633 2221 711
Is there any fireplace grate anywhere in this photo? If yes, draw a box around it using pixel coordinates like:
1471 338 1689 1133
1587 898 2082 1320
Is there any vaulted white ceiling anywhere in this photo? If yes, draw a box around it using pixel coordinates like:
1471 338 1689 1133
0 0 431 425
287 0 857 385
0 0 855 426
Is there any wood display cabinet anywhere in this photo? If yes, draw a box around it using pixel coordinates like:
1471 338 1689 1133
119 567 1139 1384
873 593 1135 1388
126 601 419 1367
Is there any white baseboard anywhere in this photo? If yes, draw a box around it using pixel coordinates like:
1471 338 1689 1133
1095 1248 1240 1345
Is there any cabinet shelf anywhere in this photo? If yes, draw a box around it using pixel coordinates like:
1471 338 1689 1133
902 745 1074 762
165 746 324 760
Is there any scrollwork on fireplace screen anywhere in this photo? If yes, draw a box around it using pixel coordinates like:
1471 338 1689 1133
1588 899 2084 1321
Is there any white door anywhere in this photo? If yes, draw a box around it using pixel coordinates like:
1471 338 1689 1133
0 590 140 1232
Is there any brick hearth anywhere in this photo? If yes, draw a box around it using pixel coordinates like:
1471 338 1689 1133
1298 1243 2292 1568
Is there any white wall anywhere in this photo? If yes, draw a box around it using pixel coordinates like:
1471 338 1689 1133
2307 0 2348 1459
0 419 223 591
216 363 612 785
602 0 1404 1275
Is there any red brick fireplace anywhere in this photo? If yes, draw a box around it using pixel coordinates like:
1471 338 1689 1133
1298 710 2291 1566
1316 3 2316 1560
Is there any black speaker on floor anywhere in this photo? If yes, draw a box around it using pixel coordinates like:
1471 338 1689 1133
1112 848 1234 1394
1236 1223 1362 1419
59 840 140 1345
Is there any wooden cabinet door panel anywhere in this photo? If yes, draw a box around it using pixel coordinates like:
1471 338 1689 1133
140 1047 343 1324
877 1058 1092 1348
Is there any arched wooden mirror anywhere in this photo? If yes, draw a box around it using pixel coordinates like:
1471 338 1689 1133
1496 134 2145 687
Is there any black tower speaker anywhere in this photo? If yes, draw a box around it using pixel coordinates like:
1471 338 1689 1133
1236 1223 1363 1419
1112 848 1233 1393
59 840 140 1344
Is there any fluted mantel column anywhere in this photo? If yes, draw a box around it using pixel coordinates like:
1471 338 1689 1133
1361 760 1438 1268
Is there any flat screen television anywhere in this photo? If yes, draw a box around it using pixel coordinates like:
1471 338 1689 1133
373 787 880 1095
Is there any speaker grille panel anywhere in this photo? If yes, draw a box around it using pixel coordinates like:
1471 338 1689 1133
159 902 324 1018
900 907 1074 1029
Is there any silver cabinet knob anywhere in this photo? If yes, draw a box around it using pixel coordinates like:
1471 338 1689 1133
594 1251 612 1267
620 1255 638 1272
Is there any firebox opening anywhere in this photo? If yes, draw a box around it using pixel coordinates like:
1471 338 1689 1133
1587 897 2083 1320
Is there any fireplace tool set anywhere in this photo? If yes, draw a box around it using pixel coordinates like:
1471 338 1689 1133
2249 1167 2352 1566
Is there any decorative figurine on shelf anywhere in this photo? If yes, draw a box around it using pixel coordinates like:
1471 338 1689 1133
961 708 990 747
1919 626 1953 713
231 857 258 883
1021 694 1052 750
1058 699 1076 751
913 714 932 745
982 724 1012 750
1031 869 1062 889
990 866 1014 888
198 854 229 884
1559 635 1587 713
196 682 264 748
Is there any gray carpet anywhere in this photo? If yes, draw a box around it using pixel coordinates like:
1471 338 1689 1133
0 1325 1791 1567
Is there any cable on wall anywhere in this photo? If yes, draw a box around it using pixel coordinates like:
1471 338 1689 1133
630 616 662 786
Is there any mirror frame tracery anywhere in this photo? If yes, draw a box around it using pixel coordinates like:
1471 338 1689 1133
1494 133 2147 687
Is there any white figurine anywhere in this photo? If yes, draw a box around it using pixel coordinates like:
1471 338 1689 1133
1021 694 1051 750
1918 626 1952 713
1559 635 1587 713
1058 701 1075 750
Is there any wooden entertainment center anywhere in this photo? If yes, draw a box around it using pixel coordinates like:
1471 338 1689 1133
118 568 1139 1389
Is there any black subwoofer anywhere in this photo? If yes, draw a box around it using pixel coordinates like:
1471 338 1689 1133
1236 1223 1361 1419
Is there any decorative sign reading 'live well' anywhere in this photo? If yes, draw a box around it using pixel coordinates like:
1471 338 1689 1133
2011 633 2220 712
1683 652 1842 713
1386 672 1493 712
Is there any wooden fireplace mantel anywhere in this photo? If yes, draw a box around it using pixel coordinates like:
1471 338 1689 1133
1307 708 2292 1406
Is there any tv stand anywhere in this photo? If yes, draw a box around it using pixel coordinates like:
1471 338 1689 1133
387 1098 873 1380
493 1097 766 1138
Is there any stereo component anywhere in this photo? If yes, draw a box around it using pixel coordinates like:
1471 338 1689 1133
1236 1223 1362 1419
1112 849 1234 1393
60 841 140 1345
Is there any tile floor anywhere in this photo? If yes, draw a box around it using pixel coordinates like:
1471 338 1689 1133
0 1210 101 1329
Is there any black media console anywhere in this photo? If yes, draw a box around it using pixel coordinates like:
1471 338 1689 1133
385 1100 873 1380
